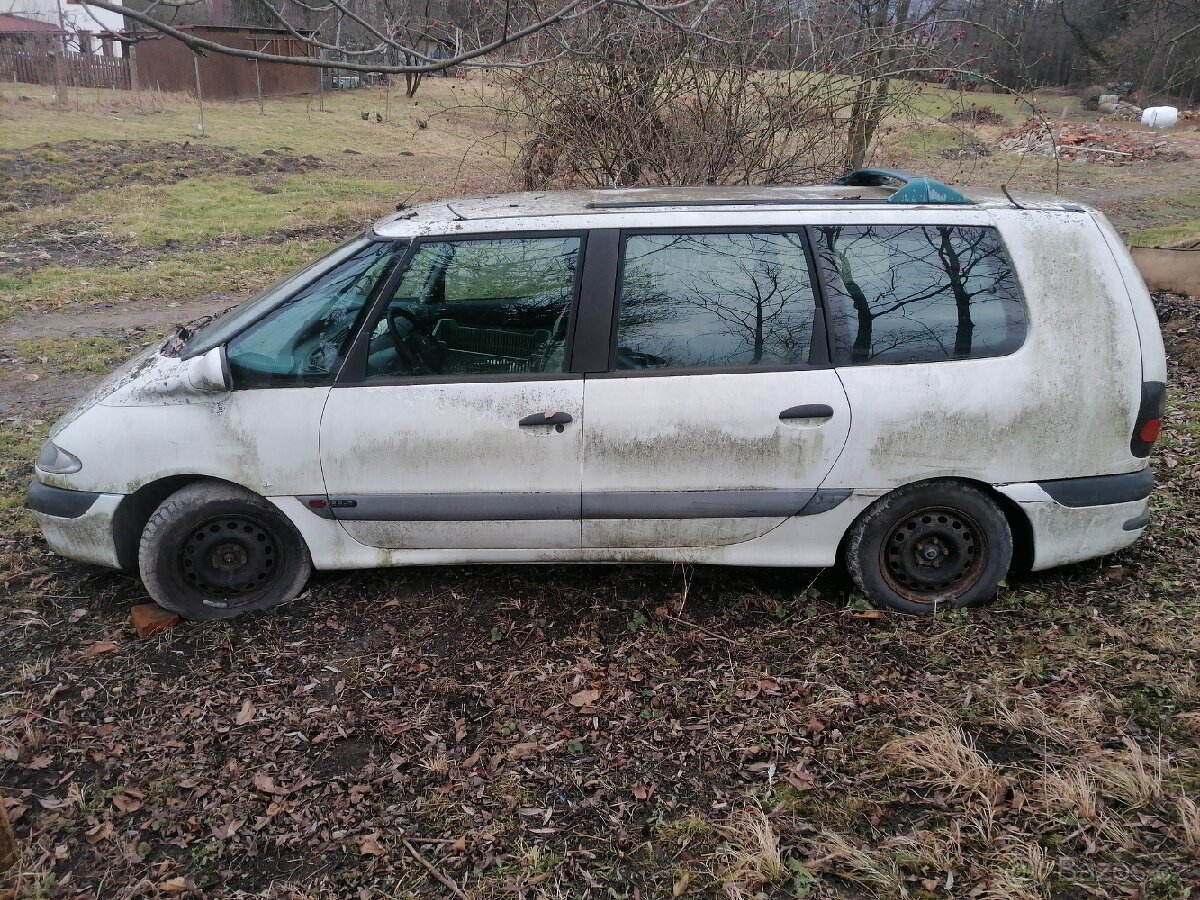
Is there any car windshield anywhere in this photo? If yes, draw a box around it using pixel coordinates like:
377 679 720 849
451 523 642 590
181 236 377 357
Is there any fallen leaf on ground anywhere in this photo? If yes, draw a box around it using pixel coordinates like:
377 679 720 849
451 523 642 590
569 688 601 707
358 831 385 856
235 698 256 725
631 783 656 800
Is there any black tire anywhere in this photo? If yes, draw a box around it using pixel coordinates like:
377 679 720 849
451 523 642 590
138 481 312 621
845 481 1012 614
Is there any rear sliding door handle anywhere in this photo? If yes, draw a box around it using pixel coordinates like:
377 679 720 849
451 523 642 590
519 410 574 427
779 404 835 421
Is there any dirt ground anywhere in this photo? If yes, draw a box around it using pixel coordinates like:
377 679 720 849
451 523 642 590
2 85 1200 899
0 140 324 214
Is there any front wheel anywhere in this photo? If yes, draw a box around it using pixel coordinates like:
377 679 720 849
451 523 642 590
139 481 312 621
845 481 1012 614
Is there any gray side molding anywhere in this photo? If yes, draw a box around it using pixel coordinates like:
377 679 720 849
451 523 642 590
299 488 853 522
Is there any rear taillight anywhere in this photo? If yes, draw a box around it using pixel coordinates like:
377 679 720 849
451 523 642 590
1131 381 1166 458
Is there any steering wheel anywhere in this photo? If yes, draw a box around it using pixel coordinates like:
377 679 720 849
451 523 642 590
386 306 446 375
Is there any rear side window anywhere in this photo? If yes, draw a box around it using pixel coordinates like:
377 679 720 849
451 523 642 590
615 232 819 371
813 225 1025 365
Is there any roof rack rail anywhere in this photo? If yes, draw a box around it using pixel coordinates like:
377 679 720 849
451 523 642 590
586 197 884 210
834 169 972 205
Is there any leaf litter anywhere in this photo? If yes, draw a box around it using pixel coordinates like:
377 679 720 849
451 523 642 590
0 296 1198 898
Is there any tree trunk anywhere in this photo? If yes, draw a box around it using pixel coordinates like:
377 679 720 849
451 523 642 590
845 0 910 170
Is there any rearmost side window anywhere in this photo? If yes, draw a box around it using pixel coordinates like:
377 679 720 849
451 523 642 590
813 224 1026 365
614 231 820 371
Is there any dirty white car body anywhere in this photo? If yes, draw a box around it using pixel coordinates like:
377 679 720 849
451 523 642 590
28 175 1167 619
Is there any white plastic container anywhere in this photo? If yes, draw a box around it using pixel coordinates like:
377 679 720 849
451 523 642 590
1141 106 1179 128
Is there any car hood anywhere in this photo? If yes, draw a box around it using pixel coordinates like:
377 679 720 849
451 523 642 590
51 347 219 438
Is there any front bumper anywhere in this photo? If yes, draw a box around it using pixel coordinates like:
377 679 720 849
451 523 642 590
27 481 125 569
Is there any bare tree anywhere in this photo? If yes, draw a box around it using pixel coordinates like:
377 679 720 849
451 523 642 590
80 0 725 78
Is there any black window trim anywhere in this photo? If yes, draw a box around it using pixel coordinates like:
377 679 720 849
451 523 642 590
226 235 410 391
805 222 1028 368
334 228 591 388
593 225 832 380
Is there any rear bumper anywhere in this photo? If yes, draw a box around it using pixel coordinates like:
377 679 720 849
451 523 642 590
1036 469 1154 508
1000 470 1154 571
27 482 125 569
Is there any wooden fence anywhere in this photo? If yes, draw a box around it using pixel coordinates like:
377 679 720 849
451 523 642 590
0 45 130 90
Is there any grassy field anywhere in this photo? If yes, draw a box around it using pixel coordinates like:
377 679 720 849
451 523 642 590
1 79 1199 899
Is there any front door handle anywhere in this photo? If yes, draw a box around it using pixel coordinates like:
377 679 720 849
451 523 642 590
519 410 574 427
779 404 835 421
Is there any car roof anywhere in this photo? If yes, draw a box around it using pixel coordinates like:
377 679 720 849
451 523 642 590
371 185 1091 239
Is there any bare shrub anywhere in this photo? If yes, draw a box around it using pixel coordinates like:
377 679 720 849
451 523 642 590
503 14 851 189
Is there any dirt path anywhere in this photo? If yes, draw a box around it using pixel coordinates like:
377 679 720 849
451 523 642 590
0 294 241 415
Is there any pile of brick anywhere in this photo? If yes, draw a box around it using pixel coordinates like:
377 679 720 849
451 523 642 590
998 118 1189 164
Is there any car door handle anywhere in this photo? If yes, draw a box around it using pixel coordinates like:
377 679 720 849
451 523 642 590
779 404 835 421
519 410 574 427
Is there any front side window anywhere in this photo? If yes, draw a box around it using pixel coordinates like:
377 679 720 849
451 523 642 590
226 240 401 387
185 236 377 358
615 232 818 371
364 236 580 379
813 225 1026 365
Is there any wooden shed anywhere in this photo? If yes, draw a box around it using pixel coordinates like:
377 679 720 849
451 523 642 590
128 25 320 100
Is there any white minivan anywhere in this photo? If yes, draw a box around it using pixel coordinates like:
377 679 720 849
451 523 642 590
28 171 1167 619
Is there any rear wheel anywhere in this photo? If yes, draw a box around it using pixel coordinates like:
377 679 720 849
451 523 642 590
139 481 312 621
845 481 1012 614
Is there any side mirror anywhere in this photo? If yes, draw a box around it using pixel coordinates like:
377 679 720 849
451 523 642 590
185 346 230 393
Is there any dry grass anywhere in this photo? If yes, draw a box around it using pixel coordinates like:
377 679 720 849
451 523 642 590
420 751 452 776
718 809 788 896
1035 768 1103 822
806 829 905 896
1177 795 1200 856
1053 690 1111 730
880 725 1004 799
880 826 963 874
1084 739 1168 809
975 841 1054 900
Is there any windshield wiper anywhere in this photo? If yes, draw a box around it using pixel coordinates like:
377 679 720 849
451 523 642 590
160 305 238 357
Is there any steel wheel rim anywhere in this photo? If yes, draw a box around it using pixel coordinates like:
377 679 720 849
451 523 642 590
177 514 280 608
879 505 989 605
